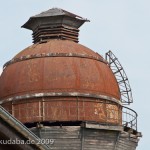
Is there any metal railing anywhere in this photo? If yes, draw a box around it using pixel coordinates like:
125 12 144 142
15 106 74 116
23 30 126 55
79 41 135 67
122 106 138 131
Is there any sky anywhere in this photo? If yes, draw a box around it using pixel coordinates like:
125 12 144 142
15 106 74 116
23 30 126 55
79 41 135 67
0 0 149 149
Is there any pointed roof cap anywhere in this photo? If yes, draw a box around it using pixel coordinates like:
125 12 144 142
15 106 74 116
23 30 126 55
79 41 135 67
33 8 88 19
22 8 89 30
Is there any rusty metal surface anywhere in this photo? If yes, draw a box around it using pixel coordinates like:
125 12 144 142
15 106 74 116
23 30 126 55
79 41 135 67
13 40 104 58
0 92 122 105
4 52 107 68
0 40 121 124
1 97 122 125
3 98 139 130
0 40 120 100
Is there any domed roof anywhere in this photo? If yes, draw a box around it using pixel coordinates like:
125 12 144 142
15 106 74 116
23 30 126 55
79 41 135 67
0 40 120 100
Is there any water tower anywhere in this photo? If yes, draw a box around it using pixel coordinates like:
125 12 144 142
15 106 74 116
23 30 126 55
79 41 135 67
0 8 141 149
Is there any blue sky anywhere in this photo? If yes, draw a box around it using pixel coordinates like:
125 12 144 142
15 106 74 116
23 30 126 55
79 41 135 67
0 1 149 149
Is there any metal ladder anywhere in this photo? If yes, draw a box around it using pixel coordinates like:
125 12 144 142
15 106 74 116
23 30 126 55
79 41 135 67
105 50 133 105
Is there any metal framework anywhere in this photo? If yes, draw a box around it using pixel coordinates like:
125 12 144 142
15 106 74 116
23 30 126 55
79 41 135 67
105 50 133 105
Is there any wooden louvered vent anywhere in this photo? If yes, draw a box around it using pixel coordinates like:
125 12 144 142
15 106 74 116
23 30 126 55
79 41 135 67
22 8 89 43
33 24 79 43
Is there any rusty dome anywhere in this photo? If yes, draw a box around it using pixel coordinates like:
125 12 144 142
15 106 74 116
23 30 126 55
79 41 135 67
0 40 120 99
0 8 121 125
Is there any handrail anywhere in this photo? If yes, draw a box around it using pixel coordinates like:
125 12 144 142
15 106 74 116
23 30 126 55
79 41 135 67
122 106 138 131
